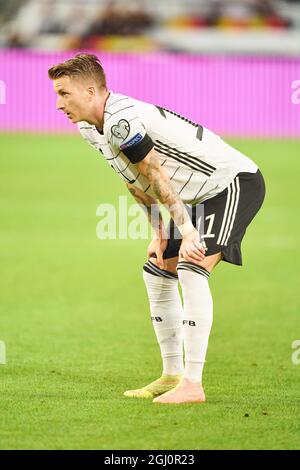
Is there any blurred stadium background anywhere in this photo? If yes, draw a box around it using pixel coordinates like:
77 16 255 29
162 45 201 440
0 0 300 450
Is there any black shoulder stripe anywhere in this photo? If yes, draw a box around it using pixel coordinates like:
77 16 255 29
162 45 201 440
155 105 201 129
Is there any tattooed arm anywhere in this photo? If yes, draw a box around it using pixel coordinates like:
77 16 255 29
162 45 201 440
126 184 166 239
126 183 168 268
136 148 205 265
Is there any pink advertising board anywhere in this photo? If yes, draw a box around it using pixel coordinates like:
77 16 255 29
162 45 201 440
0 49 299 136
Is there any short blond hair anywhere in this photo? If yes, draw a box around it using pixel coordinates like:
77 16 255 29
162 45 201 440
48 53 107 89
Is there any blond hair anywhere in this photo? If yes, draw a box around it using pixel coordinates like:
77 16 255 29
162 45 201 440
48 53 107 89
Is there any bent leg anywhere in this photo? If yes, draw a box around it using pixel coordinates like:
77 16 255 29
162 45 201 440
154 253 221 404
124 258 183 398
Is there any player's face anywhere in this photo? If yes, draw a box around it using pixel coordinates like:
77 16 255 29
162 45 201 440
53 76 94 123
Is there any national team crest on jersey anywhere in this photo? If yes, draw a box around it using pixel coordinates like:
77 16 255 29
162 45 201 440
111 119 130 140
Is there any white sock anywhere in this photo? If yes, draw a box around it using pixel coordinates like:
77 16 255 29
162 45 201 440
177 261 213 384
143 260 184 376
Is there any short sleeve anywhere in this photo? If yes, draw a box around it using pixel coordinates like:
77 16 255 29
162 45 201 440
106 111 154 164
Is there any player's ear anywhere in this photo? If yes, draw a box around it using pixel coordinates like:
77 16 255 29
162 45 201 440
87 86 96 97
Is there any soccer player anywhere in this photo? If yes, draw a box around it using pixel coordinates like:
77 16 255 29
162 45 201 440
48 54 265 404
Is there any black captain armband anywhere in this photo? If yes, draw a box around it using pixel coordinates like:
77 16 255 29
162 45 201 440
121 134 154 164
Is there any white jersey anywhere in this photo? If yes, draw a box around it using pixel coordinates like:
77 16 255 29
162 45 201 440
78 91 257 204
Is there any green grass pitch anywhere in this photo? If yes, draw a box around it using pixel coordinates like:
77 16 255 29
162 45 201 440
0 134 299 450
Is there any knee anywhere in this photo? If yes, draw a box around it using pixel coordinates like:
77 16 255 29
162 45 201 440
143 259 178 281
149 256 178 275
178 252 222 273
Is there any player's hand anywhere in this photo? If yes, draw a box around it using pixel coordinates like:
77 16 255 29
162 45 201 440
179 229 206 265
147 236 168 270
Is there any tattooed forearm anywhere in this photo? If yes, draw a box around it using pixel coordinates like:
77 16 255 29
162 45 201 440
127 184 165 236
145 153 192 229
